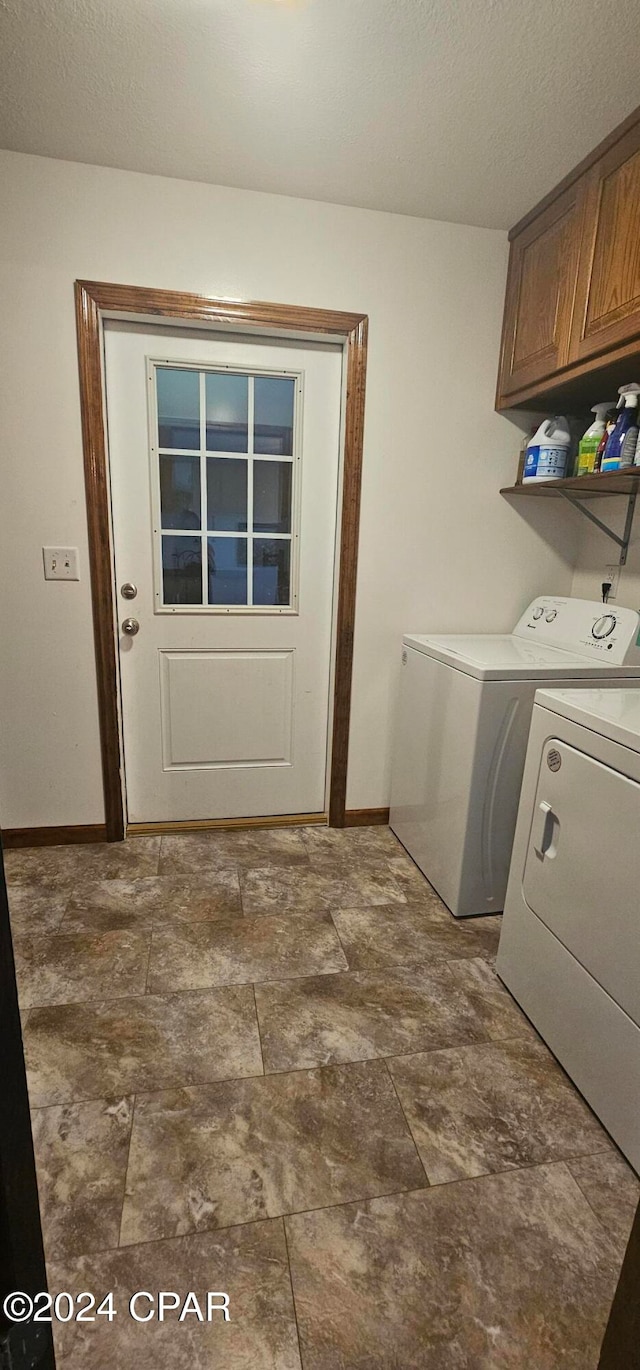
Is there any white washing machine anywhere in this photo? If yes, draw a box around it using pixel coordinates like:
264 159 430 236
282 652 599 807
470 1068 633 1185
389 597 640 918
497 687 640 1170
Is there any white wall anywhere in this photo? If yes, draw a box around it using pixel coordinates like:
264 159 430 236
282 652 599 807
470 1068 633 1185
571 502 640 611
0 150 576 828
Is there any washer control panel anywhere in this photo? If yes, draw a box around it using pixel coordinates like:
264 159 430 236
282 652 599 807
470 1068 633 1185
513 597 640 664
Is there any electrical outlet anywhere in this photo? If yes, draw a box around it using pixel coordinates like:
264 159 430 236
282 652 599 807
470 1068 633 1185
604 563 620 600
43 547 80 581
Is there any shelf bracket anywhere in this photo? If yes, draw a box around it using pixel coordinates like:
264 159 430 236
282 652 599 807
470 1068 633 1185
559 491 637 566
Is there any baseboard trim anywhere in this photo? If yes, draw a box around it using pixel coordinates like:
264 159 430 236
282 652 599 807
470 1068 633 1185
344 807 390 827
127 812 328 836
1 809 389 847
2 824 107 850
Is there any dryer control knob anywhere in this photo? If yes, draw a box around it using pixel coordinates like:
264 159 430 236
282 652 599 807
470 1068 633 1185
532 607 544 620
592 614 617 639
545 609 557 622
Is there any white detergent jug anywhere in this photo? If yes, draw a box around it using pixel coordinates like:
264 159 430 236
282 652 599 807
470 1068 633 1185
523 417 571 482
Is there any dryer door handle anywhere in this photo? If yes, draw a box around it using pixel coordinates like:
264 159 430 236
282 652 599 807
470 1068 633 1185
532 800 559 859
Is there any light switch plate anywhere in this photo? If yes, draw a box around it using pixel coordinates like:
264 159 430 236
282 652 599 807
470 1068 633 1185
43 547 80 581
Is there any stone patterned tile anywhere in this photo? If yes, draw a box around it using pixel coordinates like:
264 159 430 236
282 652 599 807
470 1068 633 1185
7 884 69 936
300 825 404 875
13 929 150 1010
24 987 263 1107
255 964 486 1072
332 903 507 970
455 913 504 960
386 853 443 902
285 1163 621 1369
60 872 242 933
158 827 309 875
147 909 348 994
388 1039 611 1184
241 866 406 916
49 1220 301 1369
446 957 535 1041
568 1150 640 1258
302 825 402 862
120 1060 425 1245
387 857 505 960
3 837 160 889
32 1096 133 1260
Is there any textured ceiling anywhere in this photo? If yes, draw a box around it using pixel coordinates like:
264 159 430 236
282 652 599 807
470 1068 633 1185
0 0 638 229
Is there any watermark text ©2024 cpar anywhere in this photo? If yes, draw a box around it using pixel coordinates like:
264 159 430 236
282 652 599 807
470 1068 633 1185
3 1290 230 1324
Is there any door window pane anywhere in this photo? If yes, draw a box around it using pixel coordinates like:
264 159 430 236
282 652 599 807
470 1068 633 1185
253 538 291 605
208 537 247 604
206 373 248 452
153 365 299 610
207 458 248 531
160 455 201 530
157 369 200 450
254 377 295 455
253 461 292 534
162 536 202 604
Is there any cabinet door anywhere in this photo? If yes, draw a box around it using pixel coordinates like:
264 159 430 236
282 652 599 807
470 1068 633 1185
570 123 640 363
497 182 586 403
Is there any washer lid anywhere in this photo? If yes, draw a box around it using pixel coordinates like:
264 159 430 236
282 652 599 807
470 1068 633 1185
534 687 640 752
402 633 640 681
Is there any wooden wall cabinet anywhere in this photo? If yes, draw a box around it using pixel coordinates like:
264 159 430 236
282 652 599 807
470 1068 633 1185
497 184 585 399
570 124 640 364
496 106 640 411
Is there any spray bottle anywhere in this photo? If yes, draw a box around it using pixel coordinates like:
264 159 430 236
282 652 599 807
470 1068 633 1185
601 384 640 471
594 409 618 472
576 402 616 476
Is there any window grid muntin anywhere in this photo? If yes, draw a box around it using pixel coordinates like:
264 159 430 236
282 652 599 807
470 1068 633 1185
149 359 300 615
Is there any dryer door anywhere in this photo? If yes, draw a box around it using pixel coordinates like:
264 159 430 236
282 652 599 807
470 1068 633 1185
522 738 640 1021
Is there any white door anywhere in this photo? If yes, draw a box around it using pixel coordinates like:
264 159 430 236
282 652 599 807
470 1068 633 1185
104 323 343 823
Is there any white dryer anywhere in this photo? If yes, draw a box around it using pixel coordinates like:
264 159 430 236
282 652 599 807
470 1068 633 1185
497 687 640 1170
389 597 640 917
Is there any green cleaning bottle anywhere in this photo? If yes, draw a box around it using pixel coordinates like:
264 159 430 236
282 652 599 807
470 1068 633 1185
576 402 616 476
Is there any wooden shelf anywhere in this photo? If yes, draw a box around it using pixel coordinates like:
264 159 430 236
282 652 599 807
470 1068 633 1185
501 469 640 499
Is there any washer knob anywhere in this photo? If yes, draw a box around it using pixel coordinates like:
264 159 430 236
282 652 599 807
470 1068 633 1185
592 614 617 639
532 607 544 620
545 609 557 622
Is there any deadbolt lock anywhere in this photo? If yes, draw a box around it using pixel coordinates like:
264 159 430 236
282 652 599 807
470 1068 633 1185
121 582 138 600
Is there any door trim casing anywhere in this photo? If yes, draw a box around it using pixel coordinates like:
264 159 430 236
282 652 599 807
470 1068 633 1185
74 280 369 840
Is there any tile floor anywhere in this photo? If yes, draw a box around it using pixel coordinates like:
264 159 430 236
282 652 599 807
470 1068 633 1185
6 824 639 1369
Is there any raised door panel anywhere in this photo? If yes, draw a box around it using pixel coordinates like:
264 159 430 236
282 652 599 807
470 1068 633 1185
570 124 640 362
497 183 585 402
160 650 294 768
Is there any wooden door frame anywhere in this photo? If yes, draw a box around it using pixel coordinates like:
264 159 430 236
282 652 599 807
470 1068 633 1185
75 280 368 841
